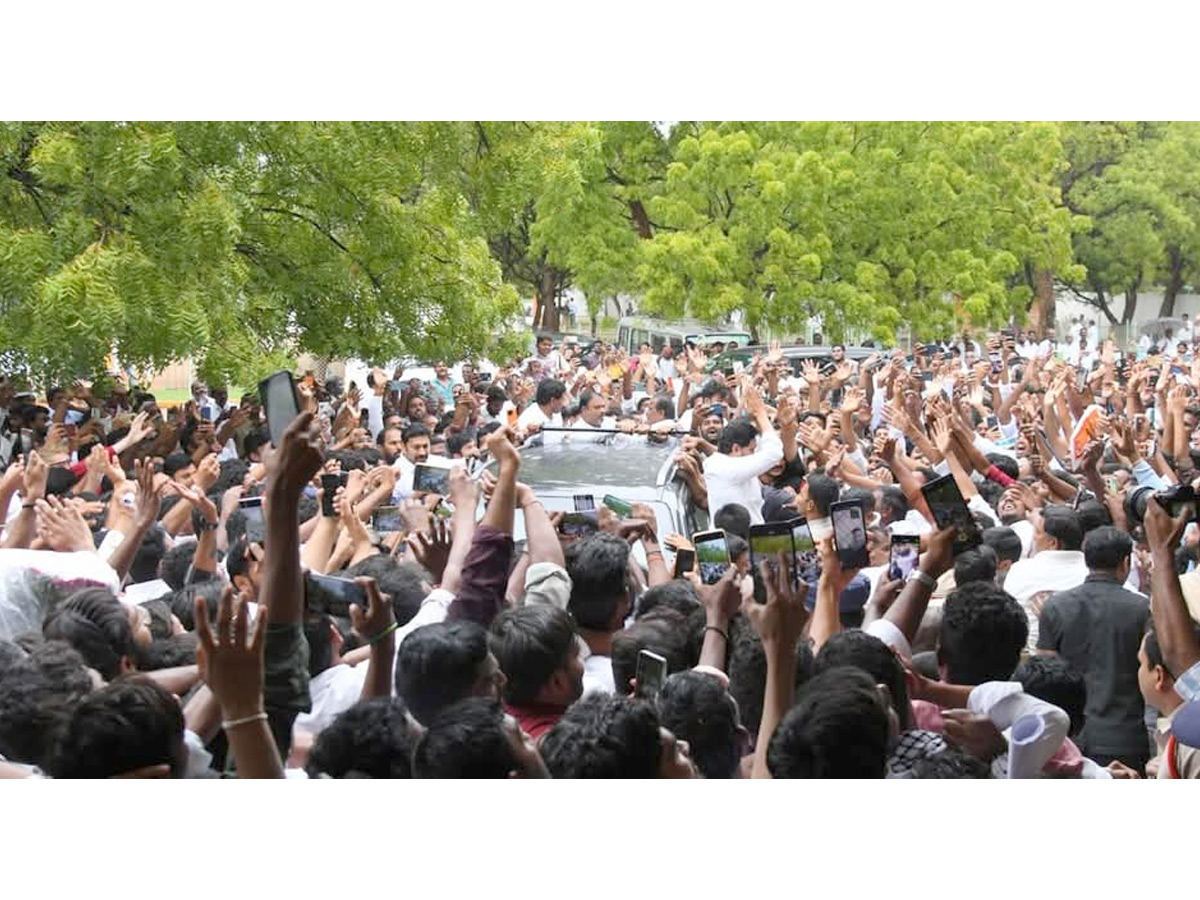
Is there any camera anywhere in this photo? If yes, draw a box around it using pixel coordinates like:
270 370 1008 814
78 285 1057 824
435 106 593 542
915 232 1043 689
1125 483 1200 526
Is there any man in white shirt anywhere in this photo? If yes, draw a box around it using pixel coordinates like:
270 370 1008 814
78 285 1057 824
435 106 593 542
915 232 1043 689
390 423 458 501
702 383 782 525
516 378 567 432
550 388 617 445
1001 507 1088 652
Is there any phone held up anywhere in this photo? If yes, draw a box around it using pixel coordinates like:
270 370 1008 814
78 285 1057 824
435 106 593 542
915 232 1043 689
691 529 730 586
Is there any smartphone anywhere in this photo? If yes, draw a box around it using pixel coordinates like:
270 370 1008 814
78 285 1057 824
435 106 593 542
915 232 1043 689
573 494 596 513
200 406 214 422
635 649 668 702
748 521 794 603
1171 365 1186 376
320 473 341 517
673 548 695 579
413 464 451 496
239 496 265 544
830 501 871 570
920 474 982 554
986 414 1000 430
371 505 405 533
888 534 920 582
691 529 731 585
603 494 633 517
710 403 726 418
304 572 366 619
921 372 934 383
561 510 598 538
819 362 837 377
258 371 301 448
388 379 404 392
788 517 820 589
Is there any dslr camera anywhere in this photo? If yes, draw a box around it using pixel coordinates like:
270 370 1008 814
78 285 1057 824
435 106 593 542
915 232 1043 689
1125 483 1200 526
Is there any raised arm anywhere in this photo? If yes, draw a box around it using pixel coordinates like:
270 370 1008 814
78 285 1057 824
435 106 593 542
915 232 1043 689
1145 498 1200 680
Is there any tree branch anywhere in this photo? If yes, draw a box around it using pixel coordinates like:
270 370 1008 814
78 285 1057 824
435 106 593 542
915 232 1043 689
258 206 383 293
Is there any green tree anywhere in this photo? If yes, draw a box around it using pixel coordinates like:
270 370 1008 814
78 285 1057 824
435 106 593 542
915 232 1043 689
0 121 520 385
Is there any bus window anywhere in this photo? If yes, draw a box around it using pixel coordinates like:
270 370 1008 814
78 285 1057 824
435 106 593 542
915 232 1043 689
618 326 629 350
651 334 666 353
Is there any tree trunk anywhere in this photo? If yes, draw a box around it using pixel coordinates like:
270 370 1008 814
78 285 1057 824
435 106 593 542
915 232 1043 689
1029 269 1056 335
537 268 559 331
1123 275 1141 326
1159 246 1184 317
628 200 653 239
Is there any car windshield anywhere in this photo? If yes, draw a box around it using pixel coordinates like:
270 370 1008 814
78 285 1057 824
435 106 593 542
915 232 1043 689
510 442 675 490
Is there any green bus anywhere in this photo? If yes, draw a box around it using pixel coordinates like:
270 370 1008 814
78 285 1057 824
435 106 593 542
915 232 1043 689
614 317 751 355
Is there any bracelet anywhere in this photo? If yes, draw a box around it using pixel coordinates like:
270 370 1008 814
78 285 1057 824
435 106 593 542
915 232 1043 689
222 711 268 730
22 502 37 509
645 549 663 559
704 625 729 642
366 621 399 645
909 569 937 590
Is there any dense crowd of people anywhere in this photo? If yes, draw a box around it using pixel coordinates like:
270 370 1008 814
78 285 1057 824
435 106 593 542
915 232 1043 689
2 322 1200 779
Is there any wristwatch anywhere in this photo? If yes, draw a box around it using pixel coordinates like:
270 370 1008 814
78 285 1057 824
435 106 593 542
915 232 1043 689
908 569 937 590
196 520 219 533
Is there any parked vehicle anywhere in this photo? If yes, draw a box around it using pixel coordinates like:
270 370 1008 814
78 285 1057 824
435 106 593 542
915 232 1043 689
705 344 878 377
615 317 750 356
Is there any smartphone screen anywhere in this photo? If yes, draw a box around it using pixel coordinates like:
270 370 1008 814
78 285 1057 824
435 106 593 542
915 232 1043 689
371 505 405 533
413 464 451 496
259 371 300 448
888 534 920 582
561 510 598 537
692 529 730 585
673 548 695 579
710 403 726 418
986 415 999 430
831 501 870 569
921 372 934 383
573 494 596 512
239 496 265 544
320 473 341 517
789 517 820 589
304 572 366 619
635 650 668 702
201 406 214 422
749 522 794 603
920 474 981 553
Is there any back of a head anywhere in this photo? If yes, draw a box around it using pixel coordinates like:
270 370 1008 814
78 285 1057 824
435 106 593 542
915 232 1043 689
939 582 1028 685
1082 526 1132 573
1013 655 1086 737
130 526 169 584
1042 506 1083 552
953 546 998 587
343 556 429 627
536 379 565 406
611 610 690 697
727 617 815 742
911 748 992 779
489 605 577 707
159 542 198 591
50 678 184 778
877 486 909 522
637 580 700 620
981 526 1022 565
566 534 630 632
658 671 742 779
814 631 910 729
0 654 91 769
307 698 417 779
986 453 1019 481
43 588 134 682
713 504 751 541
1076 499 1112 535
766 667 890 779
411 697 520 779
805 474 839 518
716 419 758 455
541 693 661 778
395 621 490 725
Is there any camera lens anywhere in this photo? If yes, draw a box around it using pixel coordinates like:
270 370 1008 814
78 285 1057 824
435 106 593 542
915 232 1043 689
1123 485 1154 526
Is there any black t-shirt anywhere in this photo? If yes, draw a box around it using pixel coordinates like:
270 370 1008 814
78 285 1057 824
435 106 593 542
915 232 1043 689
1037 574 1150 758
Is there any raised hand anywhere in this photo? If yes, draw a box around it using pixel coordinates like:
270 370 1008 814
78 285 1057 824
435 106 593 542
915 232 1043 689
744 552 806 650
349 577 395 642
265 411 325 499
195 586 269 720
841 387 864 414
407 518 452 582
35 495 95 553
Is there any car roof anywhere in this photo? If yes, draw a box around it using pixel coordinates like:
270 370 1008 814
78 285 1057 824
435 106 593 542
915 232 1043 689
706 344 877 370
500 442 677 498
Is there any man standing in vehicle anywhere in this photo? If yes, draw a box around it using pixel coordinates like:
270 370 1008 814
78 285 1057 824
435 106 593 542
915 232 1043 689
702 382 782 524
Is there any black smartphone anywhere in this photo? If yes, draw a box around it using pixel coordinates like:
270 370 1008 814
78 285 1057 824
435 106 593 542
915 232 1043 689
920 474 982 554
788 517 819 589
258 371 301 448
710 403 726 418
413 464 451 496
749 521 795 603
921 372 934 383
200 406 214 422
573 494 596 513
691 529 731 585
635 649 668 702
304 572 366 619
888 534 921 582
561 510 598 537
371 505 405 533
819 362 837 377
986 414 1000 430
830 501 871 570
320 473 341 517
239 496 265 544
673 548 695 579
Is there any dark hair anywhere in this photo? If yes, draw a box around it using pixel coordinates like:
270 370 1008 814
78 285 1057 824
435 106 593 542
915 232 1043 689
166 580 226 633
652 396 675 420
841 486 876 515
726 533 748 563
0 643 93 768
611 610 691 697
982 526 1022 564
815 630 911 729
411 697 521 779
717 419 759 455
877 486 910 523
727 617 815 742
50 678 185 778
307 697 418 779
1143 623 1200 679
42 588 135 681
637 580 700 620
342 556 429 627
129 526 169 585
402 423 430 444
489 606 578 707
1082 526 1132 572
986 453 1019 481
162 452 194 478
46 466 81 497
938 582 1028 685
1014 655 1086 737
566 534 631 632
212 459 250 496
159 541 198 591
243 428 270 459
953 546 997 586
713 504 751 541
804 474 839 518
394 621 491 725
658 671 742 779
766 667 890 779
536 379 566 406
133 633 198 671
1076 499 1112 535
911 748 991 779
540 693 663 778
1041 506 1083 552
